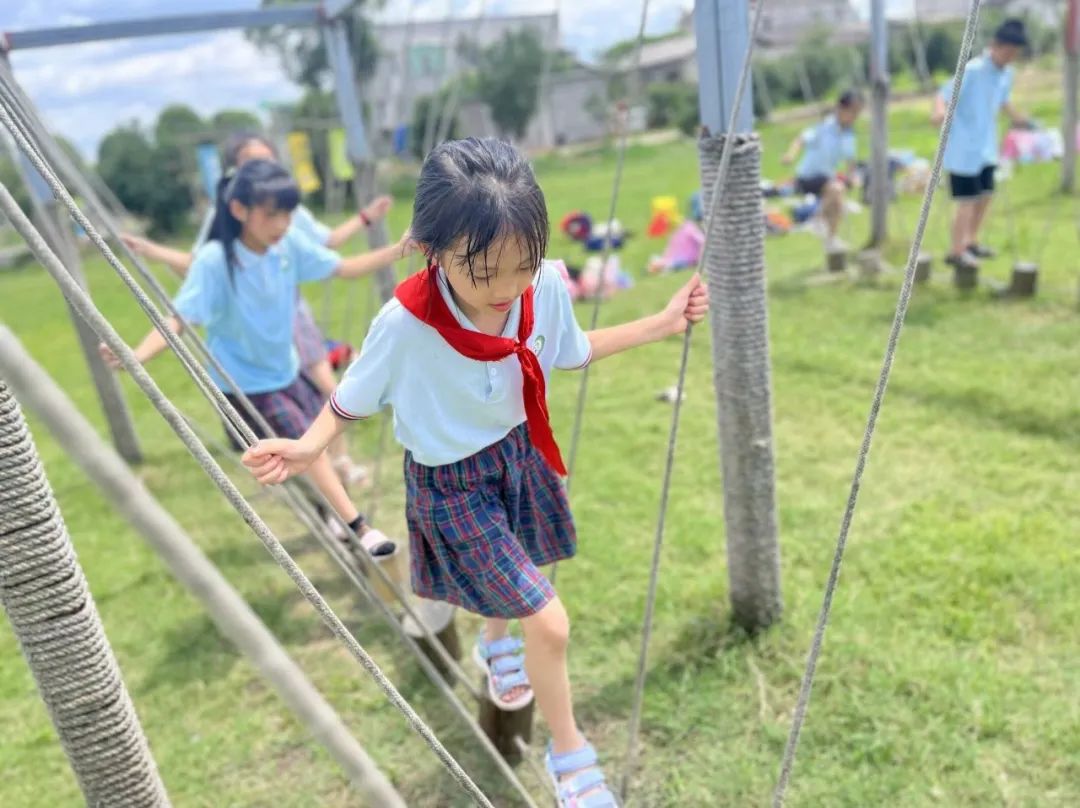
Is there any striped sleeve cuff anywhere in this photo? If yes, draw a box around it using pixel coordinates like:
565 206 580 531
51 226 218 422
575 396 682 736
329 392 368 421
557 347 593 372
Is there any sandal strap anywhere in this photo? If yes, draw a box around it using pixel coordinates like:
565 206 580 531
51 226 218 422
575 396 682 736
490 655 524 675
576 791 618 808
547 742 598 776
478 635 522 659
492 669 529 695
559 768 606 799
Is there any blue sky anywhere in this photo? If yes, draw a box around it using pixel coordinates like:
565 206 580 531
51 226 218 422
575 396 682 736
0 0 691 160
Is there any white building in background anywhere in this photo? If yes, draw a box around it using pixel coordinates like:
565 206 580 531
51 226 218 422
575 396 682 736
751 0 865 51
366 12 559 140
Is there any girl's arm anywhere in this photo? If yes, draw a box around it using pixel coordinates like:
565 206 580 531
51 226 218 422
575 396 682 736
930 93 947 126
586 274 708 363
121 234 194 277
1001 101 1029 128
335 235 415 279
325 196 393 249
781 135 803 165
243 403 347 485
98 316 183 369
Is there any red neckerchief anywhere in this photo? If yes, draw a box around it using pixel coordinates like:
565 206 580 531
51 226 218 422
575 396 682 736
394 264 566 475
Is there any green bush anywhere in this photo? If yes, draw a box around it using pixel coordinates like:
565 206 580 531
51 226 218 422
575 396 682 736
646 82 698 132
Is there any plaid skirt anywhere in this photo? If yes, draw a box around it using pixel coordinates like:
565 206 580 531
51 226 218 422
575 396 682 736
223 373 323 449
404 423 577 619
294 298 327 370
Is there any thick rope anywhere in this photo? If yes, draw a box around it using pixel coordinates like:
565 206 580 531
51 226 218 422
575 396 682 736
619 1 768 797
0 79 548 804
0 382 170 806
772 1 984 804
0 181 495 808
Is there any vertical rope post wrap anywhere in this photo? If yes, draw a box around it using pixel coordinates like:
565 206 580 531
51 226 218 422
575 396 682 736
698 133 782 631
0 380 169 806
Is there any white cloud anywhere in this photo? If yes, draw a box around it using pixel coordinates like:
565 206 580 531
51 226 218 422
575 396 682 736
10 30 301 159
4 0 694 158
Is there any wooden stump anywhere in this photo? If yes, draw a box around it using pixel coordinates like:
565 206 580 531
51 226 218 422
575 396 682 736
826 248 848 273
1008 261 1038 297
914 253 932 283
856 249 883 280
403 600 461 686
478 689 534 765
953 262 978 290
365 546 409 609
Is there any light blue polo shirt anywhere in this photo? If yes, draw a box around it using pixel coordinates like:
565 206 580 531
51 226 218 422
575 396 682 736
174 229 340 393
796 114 856 180
290 205 332 245
941 53 1014 176
331 260 593 467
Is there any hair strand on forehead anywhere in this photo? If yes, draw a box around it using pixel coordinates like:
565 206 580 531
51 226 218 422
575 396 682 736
411 138 549 284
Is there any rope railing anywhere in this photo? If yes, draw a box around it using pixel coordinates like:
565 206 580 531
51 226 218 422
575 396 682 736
619 0 769 798
0 173 496 808
773 0 985 803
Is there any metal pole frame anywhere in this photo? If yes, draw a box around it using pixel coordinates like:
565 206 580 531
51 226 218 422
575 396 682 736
868 0 890 248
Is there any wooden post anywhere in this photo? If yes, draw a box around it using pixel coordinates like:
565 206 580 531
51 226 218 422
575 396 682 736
914 252 932 283
1063 0 1080 192
5 145 142 464
826 247 848 273
953 261 978 290
856 248 883 280
477 695 534 765
402 600 461 685
868 0 890 248
1008 261 1038 297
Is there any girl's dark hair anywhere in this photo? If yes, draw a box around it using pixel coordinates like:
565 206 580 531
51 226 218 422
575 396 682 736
208 158 300 282
412 137 548 283
222 131 277 170
838 89 864 109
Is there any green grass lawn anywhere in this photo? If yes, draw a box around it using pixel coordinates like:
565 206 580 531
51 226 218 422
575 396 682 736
2 71 1079 806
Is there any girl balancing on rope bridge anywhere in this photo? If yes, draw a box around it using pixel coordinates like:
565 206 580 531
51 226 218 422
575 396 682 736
102 158 414 563
243 138 708 807
121 132 389 489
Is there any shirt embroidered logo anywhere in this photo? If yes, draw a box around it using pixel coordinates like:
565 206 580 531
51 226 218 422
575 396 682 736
532 335 545 356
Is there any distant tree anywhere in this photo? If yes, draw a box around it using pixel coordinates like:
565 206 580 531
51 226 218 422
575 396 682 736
474 29 546 140
154 104 208 152
211 109 263 140
410 89 460 158
97 124 192 235
0 155 33 218
248 0 379 90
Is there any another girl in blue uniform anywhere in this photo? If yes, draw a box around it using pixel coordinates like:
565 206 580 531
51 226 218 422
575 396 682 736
122 132 389 487
243 138 708 807
103 158 412 560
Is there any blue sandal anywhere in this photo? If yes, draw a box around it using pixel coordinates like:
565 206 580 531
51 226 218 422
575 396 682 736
546 739 619 808
472 634 534 711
